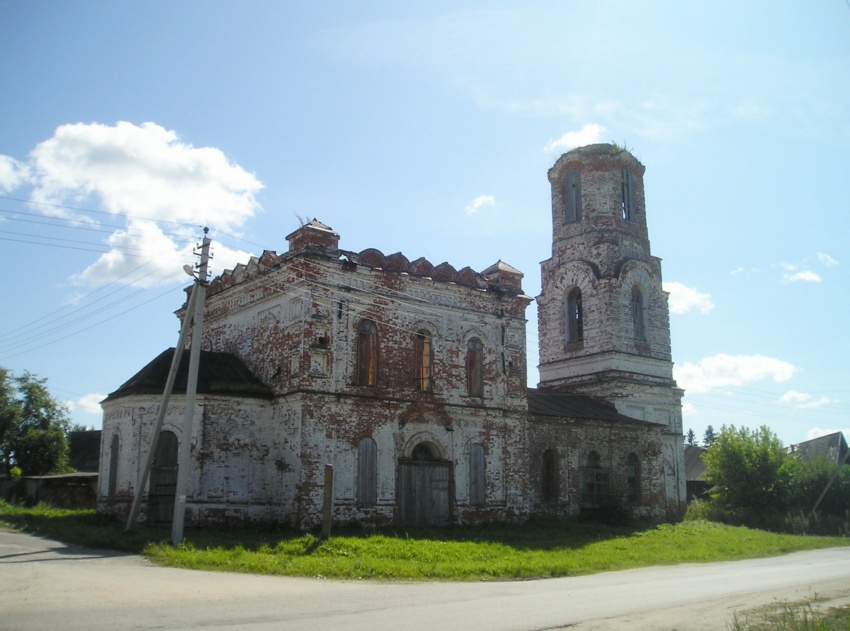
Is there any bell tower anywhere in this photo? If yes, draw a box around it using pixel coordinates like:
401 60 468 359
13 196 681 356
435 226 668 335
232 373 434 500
536 143 685 513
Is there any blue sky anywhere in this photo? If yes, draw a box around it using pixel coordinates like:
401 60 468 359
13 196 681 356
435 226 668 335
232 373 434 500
1 1 848 447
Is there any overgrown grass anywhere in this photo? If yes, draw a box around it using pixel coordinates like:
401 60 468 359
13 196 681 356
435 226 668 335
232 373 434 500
1 501 847 581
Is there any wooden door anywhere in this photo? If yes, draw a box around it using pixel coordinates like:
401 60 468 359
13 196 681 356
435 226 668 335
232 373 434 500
398 460 450 527
148 430 178 525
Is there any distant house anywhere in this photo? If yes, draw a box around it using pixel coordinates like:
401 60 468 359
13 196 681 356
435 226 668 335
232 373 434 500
684 445 709 501
788 432 849 466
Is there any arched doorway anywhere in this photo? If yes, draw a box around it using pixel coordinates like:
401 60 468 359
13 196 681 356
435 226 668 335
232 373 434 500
148 430 178 525
397 442 450 527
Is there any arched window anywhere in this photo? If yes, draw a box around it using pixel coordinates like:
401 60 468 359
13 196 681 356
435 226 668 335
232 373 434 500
107 434 119 501
541 448 558 503
466 337 484 397
587 450 601 469
357 319 378 386
566 288 583 343
357 437 377 506
469 444 486 506
632 287 646 341
563 169 582 223
621 168 636 221
414 330 433 391
626 453 640 503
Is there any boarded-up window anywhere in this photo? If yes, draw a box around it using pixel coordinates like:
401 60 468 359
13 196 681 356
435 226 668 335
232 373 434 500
414 330 433 391
466 337 484 397
626 453 640 503
632 287 645 341
357 437 377 506
580 451 612 505
107 434 119 501
357 319 378 386
542 448 558 503
621 168 636 221
564 169 582 223
566 288 583 343
469 443 486 506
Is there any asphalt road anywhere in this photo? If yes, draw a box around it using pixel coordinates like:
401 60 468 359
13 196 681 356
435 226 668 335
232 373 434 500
2 529 849 631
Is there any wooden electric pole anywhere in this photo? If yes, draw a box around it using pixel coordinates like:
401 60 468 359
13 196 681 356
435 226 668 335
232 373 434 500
171 228 210 546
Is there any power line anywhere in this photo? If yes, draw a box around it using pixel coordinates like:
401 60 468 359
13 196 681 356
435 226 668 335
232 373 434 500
0 195 202 229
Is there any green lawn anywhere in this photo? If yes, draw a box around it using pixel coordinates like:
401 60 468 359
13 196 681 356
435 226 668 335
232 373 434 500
1 501 847 581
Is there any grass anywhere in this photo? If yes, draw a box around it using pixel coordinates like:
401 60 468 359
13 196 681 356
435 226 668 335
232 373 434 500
1 501 848 581
729 597 850 630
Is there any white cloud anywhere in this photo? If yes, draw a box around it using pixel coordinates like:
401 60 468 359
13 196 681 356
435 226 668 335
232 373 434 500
66 393 107 414
731 266 760 277
780 391 840 410
779 260 826 283
783 270 821 283
663 281 714 315
0 154 31 192
682 402 696 415
7 121 263 287
674 353 798 395
28 121 263 229
779 390 811 405
816 252 838 268
544 123 607 152
465 194 496 215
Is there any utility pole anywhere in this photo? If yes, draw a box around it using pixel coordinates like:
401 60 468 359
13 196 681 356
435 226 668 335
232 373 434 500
171 228 210 546
125 266 202 532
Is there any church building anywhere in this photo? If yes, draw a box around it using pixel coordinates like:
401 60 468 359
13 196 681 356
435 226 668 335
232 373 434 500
98 144 686 528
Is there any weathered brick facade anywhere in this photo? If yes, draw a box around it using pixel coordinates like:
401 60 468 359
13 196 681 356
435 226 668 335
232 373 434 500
99 144 686 528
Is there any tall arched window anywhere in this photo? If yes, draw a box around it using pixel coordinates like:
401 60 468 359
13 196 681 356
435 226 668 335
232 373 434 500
541 448 558 503
632 286 646 341
469 444 486 506
626 453 640 503
357 437 377 506
621 168 636 221
563 169 582 223
566 288 583 343
107 434 119 501
357 319 378 386
414 330 433 391
466 337 484 397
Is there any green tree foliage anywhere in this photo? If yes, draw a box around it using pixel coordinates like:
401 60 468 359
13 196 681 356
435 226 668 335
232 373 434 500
703 425 791 517
0 368 71 476
685 428 696 446
701 425 850 533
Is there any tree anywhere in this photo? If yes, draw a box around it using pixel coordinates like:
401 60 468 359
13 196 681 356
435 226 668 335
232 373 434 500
703 425 718 447
685 428 697 446
702 425 791 518
0 369 71 476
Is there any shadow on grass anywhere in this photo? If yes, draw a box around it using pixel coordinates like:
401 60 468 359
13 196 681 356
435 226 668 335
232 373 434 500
1 503 651 556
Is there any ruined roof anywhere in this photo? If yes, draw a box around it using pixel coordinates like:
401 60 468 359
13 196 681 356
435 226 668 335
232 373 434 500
527 388 654 425
104 348 273 402
205 221 526 298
